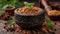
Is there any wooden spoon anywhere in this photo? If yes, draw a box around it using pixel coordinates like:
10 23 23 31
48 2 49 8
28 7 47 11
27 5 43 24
41 0 60 16
41 0 52 12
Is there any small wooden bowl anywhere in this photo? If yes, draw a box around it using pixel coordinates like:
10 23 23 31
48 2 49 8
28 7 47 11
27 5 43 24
4 6 15 16
47 10 60 21
48 15 60 21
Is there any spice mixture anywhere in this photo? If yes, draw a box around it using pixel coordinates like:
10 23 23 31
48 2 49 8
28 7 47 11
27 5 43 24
18 6 42 14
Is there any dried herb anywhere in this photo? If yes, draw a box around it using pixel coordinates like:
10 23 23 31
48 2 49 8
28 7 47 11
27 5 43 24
45 18 53 29
24 2 34 9
7 20 14 25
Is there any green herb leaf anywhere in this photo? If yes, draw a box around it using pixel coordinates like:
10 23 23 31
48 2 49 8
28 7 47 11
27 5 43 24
24 2 34 9
3 4 9 9
45 18 53 29
7 20 14 25
14 2 23 8
0 0 23 10
0 0 7 10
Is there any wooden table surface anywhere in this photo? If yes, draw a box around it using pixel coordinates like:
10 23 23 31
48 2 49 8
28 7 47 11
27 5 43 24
0 20 60 34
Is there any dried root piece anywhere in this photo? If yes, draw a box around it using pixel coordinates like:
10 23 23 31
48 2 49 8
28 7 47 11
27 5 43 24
42 22 53 33
42 22 49 33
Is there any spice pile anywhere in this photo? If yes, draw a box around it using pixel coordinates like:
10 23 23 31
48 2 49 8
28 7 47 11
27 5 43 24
18 6 42 14
48 10 60 16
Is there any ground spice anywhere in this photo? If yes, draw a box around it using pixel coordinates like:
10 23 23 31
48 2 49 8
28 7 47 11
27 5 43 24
18 6 41 14
48 10 60 16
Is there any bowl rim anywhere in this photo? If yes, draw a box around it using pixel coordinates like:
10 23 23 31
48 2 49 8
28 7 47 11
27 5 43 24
14 8 44 16
4 6 15 10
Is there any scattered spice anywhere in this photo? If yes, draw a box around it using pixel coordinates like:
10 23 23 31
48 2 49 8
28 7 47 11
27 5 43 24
54 29 57 31
4 22 54 34
54 22 57 25
0 13 12 20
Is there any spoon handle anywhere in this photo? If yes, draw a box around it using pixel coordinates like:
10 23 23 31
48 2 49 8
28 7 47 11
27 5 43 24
41 0 52 11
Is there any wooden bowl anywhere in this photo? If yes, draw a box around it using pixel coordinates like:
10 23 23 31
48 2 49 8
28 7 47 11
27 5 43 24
14 8 45 29
4 6 15 16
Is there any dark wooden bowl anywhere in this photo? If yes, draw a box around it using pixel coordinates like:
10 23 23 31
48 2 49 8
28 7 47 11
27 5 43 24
4 6 15 16
14 8 45 29
48 15 60 21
